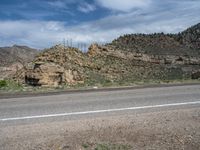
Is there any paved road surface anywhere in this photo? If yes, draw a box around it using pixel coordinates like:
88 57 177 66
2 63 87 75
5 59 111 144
0 84 200 149
0 84 200 125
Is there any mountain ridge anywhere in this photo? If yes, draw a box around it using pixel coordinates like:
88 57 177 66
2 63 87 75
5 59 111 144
0 45 38 79
108 23 200 56
0 45 38 67
6 22 200 87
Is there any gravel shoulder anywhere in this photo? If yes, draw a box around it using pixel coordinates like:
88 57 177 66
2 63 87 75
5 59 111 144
1 107 200 150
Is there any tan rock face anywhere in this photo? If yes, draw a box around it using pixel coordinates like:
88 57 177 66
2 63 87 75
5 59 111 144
25 63 63 87
64 70 75 84
87 43 109 57
16 45 86 87
25 62 83 87
87 43 100 57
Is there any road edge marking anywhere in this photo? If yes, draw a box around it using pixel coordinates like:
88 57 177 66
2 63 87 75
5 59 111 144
1 101 200 122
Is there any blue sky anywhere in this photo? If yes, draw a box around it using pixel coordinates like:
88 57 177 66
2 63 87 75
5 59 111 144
0 0 200 49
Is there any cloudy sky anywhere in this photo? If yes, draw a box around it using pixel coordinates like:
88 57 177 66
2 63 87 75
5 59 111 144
0 0 200 49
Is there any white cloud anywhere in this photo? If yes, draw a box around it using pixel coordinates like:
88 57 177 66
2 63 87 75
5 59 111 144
78 3 96 13
47 1 67 8
47 0 79 8
0 20 65 48
0 0 200 49
96 0 151 12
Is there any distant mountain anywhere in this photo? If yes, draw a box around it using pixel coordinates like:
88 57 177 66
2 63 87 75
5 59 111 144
109 23 200 56
0 45 38 67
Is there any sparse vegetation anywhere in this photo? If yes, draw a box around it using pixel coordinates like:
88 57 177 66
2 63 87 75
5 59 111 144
0 80 23 91
0 80 7 88
109 23 200 57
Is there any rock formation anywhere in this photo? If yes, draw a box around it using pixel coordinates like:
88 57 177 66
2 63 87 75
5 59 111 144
13 23 200 87
19 45 84 87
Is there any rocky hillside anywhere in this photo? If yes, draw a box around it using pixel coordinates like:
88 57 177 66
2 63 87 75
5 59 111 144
0 45 38 67
109 23 200 56
0 45 38 79
178 23 200 50
14 23 200 87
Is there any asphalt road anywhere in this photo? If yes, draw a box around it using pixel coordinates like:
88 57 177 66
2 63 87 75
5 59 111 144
0 84 200 126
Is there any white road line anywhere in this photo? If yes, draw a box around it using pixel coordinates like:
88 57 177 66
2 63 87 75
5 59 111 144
1 101 200 122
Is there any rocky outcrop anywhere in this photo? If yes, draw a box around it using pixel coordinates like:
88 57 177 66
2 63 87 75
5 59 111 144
13 23 200 87
88 44 200 65
15 43 200 87
24 62 83 87
87 43 109 57
25 62 64 87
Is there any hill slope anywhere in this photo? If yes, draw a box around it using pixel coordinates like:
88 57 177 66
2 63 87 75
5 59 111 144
15 23 200 87
0 45 38 79
109 23 200 56
0 45 38 67
178 23 200 50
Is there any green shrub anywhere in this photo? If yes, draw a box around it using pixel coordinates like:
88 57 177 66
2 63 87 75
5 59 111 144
0 80 7 88
0 80 23 91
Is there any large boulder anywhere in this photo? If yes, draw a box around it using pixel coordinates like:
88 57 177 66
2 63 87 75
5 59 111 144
25 62 64 87
25 62 83 87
